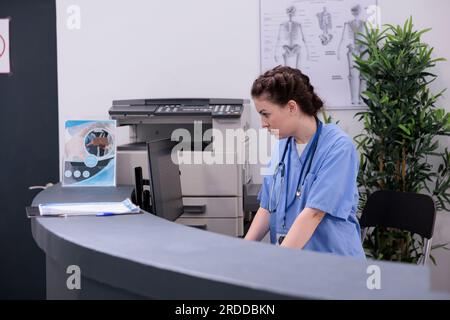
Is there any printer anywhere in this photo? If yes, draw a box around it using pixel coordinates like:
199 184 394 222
109 98 253 237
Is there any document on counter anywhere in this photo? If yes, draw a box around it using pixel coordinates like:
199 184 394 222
26 199 141 217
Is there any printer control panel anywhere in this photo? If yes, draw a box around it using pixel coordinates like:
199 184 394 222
211 105 242 118
154 104 242 118
109 99 248 120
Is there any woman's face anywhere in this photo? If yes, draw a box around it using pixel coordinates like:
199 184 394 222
253 97 294 139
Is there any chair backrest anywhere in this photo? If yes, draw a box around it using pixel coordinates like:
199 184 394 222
360 190 436 239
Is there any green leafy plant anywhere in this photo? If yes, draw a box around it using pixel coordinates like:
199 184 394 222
353 17 450 264
321 109 338 124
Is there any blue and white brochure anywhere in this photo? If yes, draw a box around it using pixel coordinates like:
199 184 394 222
62 120 117 187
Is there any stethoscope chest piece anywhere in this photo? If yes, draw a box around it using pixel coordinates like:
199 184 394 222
296 190 301 198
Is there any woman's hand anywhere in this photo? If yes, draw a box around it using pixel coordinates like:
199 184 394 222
244 207 270 242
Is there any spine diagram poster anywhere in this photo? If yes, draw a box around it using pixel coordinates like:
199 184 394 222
260 0 379 109
63 120 117 187
0 18 10 74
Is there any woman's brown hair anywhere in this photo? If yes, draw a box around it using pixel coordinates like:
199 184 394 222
251 65 323 116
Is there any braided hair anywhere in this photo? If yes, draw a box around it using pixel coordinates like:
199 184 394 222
251 66 323 116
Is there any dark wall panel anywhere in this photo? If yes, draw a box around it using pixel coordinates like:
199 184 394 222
0 0 59 299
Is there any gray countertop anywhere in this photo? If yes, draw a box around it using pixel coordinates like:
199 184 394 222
31 184 450 299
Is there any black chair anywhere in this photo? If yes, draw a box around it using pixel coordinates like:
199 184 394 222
360 190 436 265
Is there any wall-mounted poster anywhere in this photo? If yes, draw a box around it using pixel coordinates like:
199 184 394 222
0 18 11 74
63 120 117 187
260 0 380 109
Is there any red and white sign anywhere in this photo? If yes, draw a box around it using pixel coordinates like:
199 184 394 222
0 19 10 74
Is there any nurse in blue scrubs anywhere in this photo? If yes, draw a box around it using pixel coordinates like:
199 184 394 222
244 66 365 259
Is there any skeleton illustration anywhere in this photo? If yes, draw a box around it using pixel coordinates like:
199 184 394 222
274 6 309 68
317 7 333 46
337 4 366 105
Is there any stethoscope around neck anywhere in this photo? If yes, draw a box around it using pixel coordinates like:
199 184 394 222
268 117 323 216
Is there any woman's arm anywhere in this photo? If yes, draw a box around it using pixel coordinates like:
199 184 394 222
280 207 325 249
244 207 270 241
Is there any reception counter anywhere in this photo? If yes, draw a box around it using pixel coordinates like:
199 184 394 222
31 184 449 299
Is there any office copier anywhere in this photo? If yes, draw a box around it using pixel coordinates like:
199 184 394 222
109 98 254 237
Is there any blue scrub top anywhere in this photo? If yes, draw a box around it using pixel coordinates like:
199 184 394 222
258 124 365 259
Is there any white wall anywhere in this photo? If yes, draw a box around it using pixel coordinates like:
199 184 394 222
56 0 261 150
56 0 450 291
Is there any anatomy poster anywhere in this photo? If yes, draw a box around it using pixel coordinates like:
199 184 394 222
0 18 10 74
260 0 379 109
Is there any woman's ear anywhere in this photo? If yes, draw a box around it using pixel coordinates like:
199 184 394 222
287 100 299 114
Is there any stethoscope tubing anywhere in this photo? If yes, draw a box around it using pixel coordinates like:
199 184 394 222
268 117 322 215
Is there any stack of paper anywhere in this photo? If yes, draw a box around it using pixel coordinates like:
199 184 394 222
38 198 140 217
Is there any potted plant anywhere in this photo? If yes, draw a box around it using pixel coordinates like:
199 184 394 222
354 17 450 263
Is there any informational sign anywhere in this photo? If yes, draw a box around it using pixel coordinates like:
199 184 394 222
0 18 11 74
260 0 379 109
63 120 117 187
